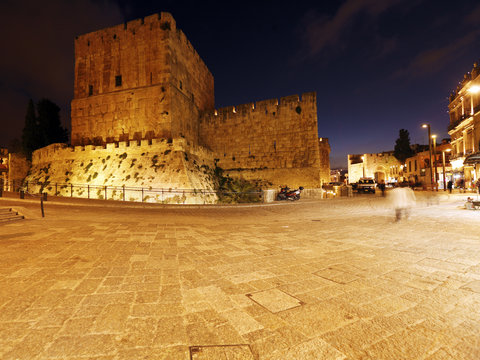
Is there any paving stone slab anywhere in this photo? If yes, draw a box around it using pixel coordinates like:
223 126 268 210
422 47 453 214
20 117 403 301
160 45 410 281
314 267 360 284
246 288 303 313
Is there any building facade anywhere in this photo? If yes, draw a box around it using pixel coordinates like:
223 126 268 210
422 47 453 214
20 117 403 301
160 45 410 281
347 151 402 184
448 61 480 189
404 142 452 189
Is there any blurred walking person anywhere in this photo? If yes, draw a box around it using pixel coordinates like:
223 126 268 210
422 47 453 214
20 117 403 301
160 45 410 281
390 183 416 222
378 180 386 197
447 179 453 194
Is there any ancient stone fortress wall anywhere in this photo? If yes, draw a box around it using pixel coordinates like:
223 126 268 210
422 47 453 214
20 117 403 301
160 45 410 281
71 12 214 146
318 137 331 183
24 13 331 203
25 140 217 204
5 154 30 191
199 92 325 188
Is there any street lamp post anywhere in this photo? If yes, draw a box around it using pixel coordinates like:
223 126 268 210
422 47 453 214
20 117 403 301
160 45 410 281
361 156 365 178
442 148 451 191
432 135 438 191
422 124 433 190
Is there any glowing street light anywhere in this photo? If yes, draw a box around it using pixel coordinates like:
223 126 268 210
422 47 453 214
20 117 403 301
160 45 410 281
422 124 434 189
468 85 480 94
442 148 451 191
467 86 480 115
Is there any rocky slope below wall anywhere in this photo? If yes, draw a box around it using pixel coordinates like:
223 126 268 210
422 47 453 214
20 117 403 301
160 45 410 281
24 139 218 204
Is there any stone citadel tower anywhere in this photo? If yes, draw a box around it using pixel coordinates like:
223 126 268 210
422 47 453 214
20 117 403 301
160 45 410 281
26 12 330 203
71 12 213 146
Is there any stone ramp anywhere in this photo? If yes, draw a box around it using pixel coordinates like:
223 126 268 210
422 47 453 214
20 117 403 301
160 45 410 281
0 207 25 224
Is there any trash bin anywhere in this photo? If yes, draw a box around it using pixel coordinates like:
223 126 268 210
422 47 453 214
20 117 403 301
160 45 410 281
20 190 25 199
42 192 47 201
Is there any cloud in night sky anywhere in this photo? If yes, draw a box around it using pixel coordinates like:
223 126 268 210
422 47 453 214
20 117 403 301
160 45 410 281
0 0 123 146
392 30 480 81
301 0 405 58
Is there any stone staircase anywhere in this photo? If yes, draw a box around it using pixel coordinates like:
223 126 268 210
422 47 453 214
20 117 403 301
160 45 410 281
0 208 25 224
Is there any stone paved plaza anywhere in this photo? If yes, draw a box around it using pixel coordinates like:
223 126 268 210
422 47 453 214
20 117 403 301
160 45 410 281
0 192 479 359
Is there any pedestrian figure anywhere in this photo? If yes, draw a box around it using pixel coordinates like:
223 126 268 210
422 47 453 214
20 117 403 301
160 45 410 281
390 183 416 222
379 180 386 197
447 179 453 194
476 179 480 195
458 178 465 193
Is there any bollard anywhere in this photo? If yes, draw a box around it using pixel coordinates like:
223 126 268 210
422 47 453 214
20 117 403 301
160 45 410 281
40 195 45 217
20 190 25 199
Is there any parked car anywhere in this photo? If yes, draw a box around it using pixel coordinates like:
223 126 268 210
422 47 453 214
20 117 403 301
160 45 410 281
356 178 376 194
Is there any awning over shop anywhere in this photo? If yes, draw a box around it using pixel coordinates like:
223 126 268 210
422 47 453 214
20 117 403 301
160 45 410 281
464 152 480 165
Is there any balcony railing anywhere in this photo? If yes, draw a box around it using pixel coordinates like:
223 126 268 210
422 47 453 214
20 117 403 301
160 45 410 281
449 152 464 160
448 113 472 131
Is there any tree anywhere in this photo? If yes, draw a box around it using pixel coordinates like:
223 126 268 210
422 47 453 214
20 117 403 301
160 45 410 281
36 99 68 146
394 129 414 163
21 99 39 159
20 98 68 159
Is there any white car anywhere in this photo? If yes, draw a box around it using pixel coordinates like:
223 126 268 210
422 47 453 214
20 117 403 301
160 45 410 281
357 178 376 194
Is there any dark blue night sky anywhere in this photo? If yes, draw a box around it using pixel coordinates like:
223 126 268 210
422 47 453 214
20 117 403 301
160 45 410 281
1 0 480 168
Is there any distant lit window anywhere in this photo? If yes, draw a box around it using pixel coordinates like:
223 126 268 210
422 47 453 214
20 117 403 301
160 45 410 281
115 75 122 87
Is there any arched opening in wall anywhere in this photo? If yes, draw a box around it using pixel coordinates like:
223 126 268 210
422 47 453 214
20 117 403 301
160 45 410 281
374 171 386 183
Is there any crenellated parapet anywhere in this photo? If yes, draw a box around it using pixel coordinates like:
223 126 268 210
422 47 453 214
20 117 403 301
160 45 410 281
200 92 316 125
32 138 213 167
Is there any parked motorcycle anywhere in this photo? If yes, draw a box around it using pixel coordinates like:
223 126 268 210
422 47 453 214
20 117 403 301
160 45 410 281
277 186 304 201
